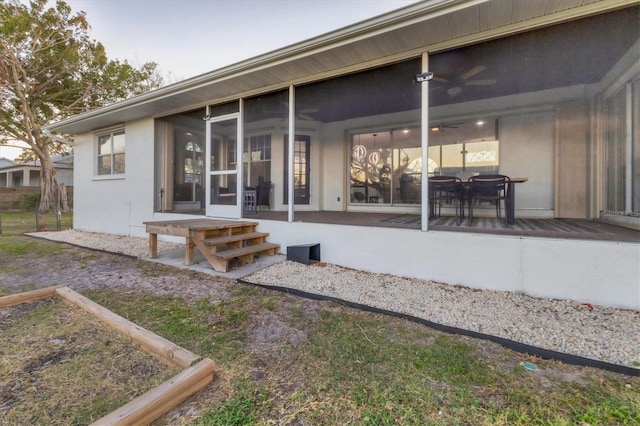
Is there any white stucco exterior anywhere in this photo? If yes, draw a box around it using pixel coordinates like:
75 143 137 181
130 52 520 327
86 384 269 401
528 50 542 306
53 1 639 310
69 118 640 311
136 212 640 310
73 118 156 235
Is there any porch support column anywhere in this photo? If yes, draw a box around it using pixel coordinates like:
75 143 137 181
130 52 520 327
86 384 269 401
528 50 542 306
238 99 245 219
624 82 632 214
288 85 295 223
420 52 430 232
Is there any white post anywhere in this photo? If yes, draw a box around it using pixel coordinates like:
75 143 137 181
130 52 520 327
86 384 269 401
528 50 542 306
624 82 632 214
238 99 245 219
288 85 295 223
421 52 430 232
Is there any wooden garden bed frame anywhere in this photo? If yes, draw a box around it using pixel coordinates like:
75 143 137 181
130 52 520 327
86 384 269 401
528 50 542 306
0 286 216 425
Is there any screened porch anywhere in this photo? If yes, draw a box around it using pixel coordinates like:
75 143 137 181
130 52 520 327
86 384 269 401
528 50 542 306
153 6 639 235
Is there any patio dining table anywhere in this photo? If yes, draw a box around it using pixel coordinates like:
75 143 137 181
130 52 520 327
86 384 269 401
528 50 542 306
429 177 528 225
500 177 528 225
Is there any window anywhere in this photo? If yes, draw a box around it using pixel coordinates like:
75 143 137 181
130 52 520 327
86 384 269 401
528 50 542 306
350 129 422 205
243 134 271 187
428 120 499 176
605 78 640 215
284 135 310 204
97 130 125 175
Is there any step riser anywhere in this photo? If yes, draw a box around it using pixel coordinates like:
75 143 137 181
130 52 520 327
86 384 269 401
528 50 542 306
192 225 279 272
208 239 267 255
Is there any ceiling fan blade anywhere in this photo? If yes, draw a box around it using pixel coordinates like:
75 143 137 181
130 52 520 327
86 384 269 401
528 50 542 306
298 113 315 121
432 76 450 83
460 65 486 80
465 79 496 86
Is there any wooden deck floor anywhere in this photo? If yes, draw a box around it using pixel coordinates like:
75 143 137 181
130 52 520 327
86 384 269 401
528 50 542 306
248 211 639 243
162 210 638 243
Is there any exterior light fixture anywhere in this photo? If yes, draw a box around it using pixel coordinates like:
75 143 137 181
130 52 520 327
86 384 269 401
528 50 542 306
415 72 433 82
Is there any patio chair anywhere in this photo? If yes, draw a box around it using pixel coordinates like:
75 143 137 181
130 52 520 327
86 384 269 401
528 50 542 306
468 174 510 224
243 187 257 215
428 176 464 224
257 180 271 210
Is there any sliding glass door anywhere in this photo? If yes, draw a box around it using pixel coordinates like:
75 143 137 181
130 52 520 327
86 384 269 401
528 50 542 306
350 128 422 205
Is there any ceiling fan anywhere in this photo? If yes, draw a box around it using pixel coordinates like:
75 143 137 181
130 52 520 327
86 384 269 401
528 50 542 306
431 65 496 97
430 122 463 132
296 108 319 121
264 102 319 121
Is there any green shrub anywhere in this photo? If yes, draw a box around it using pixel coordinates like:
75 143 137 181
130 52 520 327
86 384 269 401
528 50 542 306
21 192 41 211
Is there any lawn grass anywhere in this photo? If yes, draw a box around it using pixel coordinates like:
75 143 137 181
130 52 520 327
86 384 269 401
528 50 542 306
87 288 640 426
0 210 73 236
1 237 639 425
0 234 66 257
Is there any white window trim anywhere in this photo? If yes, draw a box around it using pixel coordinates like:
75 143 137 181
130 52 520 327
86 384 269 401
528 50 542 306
95 127 126 177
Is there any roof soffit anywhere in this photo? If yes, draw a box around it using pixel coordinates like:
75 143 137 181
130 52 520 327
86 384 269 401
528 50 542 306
47 0 636 135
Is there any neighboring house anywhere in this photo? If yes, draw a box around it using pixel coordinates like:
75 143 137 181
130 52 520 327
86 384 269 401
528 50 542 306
0 153 74 188
46 1 639 309
0 157 14 169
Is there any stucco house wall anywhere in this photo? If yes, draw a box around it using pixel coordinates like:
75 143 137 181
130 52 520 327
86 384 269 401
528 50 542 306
52 1 639 310
73 118 155 235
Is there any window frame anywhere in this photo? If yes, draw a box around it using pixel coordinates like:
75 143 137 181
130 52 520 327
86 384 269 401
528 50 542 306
96 128 126 177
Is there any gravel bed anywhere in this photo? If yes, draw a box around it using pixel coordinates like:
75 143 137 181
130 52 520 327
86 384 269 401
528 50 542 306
33 230 640 370
33 229 183 258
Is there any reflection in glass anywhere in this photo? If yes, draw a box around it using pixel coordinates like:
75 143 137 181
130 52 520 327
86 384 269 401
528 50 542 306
97 131 125 175
350 128 422 204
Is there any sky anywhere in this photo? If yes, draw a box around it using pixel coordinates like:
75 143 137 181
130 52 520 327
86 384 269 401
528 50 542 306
1 0 418 160
0 141 29 161
65 0 419 81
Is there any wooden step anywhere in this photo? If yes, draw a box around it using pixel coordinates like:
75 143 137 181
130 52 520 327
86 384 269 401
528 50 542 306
145 219 278 273
214 242 280 261
202 232 269 246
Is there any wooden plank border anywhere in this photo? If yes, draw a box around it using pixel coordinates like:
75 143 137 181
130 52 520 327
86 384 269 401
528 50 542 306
0 285 62 308
0 286 217 425
55 286 199 369
91 358 215 425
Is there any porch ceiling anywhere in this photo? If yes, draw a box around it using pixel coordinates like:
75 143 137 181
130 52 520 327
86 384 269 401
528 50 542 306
46 0 633 136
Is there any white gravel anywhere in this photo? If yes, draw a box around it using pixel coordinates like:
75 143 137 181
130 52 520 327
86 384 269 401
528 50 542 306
34 229 640 371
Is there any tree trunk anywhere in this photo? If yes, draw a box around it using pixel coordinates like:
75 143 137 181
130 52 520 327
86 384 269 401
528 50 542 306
38 154 68 213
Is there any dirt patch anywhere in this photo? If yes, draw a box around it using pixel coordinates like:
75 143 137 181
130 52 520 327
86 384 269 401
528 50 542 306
2 237 639 424
0 298 180 425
